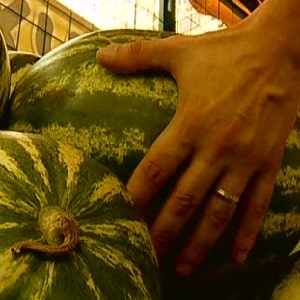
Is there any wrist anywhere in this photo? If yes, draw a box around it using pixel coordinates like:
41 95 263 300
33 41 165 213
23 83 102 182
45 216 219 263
246 0 300 64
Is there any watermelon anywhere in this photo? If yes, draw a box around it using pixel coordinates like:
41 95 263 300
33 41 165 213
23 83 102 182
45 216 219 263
271 246 300 300
5 29 300 299
8 51 40 97
0 28 10 125
7 29 177 184
0 130 160 299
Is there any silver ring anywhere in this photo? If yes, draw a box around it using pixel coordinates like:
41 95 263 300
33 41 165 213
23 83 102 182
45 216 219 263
215 188 240 204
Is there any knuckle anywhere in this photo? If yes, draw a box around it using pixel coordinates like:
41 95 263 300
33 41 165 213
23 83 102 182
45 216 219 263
250 202 269 221
177 112 205 141
235 134 261 165
242 148 260 166
211 121 242 159
151 230 171 255
205 206 233 231
129 39 142 55
170 192 198 217
234 228 258 253
210 114 264 166
140 159 167 189
212 134 232 159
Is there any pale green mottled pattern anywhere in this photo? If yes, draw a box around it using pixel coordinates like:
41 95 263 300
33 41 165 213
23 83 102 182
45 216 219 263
286 128 300 149
0 145 41 212
290 240 300 256
81 223 125 239
0 222 26 230
75 62 177 110
0 131 159 299
117 128 147 162
74 175 133 217
58 142 84 207
9 121 34 132
36 42 99 71
75 255 103 299
271 261 300 300
0 148 31 186
34 73 71 102
28 262 55 300
0 251 31 294
0 32 10 116
276 166 300 195
17 135 52 193
74 62 101 94
11 72 70 109
10 64 32 96
81 237 152 299
115 220 157 265
0 133 46 212
40 124 147 164
81 219 155 264
12 61 177 111
10 123 148 165
0 189 36 216
90 175 133 204
262 212 300 237
11 30 177 110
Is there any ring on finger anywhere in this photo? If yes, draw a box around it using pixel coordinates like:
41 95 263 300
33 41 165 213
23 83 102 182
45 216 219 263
215 188 240 204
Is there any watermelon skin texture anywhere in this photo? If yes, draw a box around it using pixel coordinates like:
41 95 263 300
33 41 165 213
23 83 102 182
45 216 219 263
0 28 10 124
0 131 160 300
8 51 40 74
8 29 177 184
8 50 40 97
7 29 300 298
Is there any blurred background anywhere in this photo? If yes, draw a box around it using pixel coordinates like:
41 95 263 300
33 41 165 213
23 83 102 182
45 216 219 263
0 0 263 55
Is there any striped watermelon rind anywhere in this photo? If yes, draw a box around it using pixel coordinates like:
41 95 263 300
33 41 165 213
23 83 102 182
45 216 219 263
271 258 300 299
0 28 11 124
0 130 160 299
8 50 40 97
6 29 300 298
8 29 177 183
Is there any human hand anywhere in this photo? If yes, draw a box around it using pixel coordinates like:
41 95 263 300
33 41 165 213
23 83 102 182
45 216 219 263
96 17 300 276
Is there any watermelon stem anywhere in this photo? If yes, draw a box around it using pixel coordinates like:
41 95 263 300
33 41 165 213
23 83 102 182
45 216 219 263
11 206 79 256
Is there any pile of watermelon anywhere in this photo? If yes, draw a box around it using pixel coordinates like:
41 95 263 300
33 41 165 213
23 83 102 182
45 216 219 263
0 27 299 299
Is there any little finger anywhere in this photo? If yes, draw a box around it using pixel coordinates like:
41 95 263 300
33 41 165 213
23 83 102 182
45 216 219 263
231 170 278 263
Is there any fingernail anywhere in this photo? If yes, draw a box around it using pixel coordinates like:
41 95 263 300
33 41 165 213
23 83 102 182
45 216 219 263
234 250 248 263
176 263 193 277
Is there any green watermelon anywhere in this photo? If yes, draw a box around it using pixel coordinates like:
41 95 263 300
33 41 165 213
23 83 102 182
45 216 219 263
0 130 160 299
8 50 40 97
0 28 10 125
271 250 300 300
8 29 177 184
6 29 300 299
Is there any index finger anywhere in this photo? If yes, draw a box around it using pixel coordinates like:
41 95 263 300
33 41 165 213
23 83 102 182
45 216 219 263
96 36 180 75
126 121 191 212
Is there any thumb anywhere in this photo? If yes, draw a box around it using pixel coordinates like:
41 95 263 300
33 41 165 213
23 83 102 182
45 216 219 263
96 35 185 75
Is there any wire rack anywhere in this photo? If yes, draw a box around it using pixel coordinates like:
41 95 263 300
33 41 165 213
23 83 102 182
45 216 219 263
0 0 261 55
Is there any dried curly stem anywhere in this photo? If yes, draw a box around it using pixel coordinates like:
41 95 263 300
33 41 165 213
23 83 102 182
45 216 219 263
11 206 79 256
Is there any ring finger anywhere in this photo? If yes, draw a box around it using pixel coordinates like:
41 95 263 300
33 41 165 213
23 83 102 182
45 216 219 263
175 169 252 277
149 154 222 258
